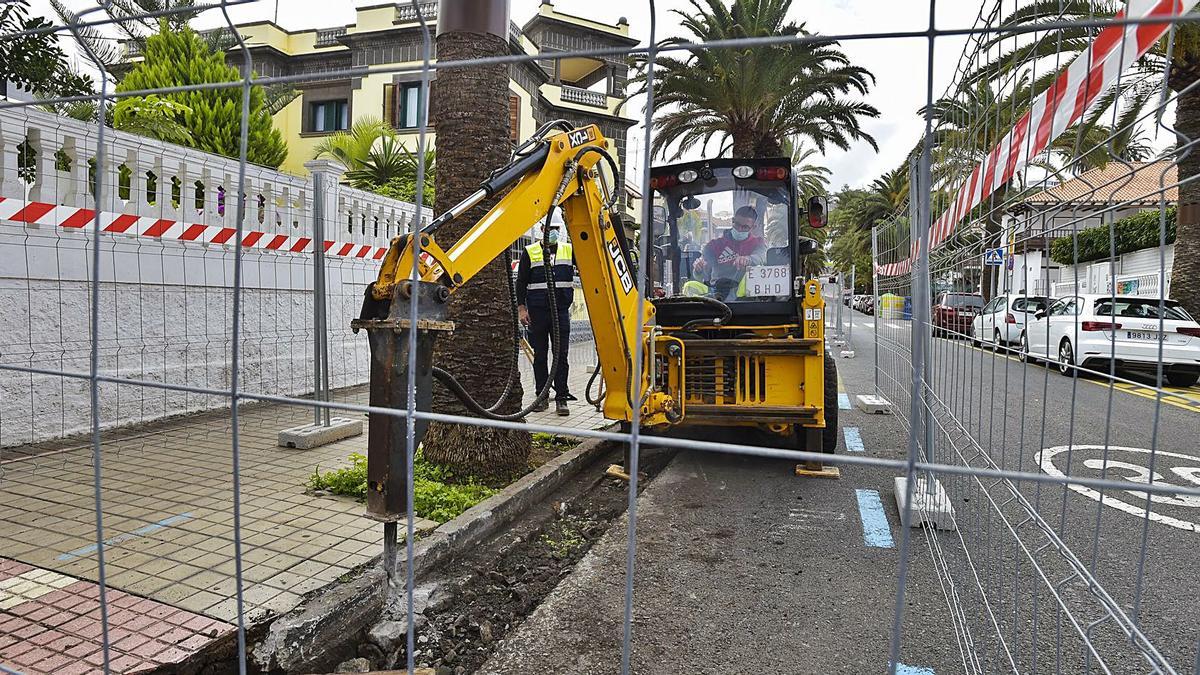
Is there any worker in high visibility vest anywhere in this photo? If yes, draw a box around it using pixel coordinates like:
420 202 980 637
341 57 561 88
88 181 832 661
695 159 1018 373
516 220 576 416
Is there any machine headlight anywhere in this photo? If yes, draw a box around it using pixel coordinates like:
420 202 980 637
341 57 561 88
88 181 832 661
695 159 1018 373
732 165 754 178
677 169 699 183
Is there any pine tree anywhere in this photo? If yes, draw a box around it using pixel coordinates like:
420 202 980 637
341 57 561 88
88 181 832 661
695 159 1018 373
116 27 288 169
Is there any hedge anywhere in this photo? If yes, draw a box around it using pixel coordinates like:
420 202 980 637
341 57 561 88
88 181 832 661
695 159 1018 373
1049 207 1177 266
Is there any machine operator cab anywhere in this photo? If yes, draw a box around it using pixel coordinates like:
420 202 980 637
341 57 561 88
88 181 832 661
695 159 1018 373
647 158 826 327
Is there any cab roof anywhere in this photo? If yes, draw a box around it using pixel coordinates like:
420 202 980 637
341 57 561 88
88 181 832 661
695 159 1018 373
649 157 790 177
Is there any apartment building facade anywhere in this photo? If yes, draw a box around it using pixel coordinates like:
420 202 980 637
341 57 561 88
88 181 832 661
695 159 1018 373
212 1 638 188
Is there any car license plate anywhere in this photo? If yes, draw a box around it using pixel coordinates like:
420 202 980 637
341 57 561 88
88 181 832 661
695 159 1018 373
1126 331 1166 342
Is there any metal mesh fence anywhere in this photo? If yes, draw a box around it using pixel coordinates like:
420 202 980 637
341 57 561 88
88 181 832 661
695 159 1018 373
0 1 1198 674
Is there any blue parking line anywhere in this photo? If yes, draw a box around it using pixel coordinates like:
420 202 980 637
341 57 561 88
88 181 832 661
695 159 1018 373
838 393 851 410
844 427 865 452
57 513 193 561
895 664 935 675
854 489 894 548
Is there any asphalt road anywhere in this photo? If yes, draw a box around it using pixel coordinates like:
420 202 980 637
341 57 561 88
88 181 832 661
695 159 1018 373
850 308 1200 673
483 308 1199 674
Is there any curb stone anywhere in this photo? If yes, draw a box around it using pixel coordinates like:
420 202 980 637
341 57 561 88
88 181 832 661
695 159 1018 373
250 435 612 673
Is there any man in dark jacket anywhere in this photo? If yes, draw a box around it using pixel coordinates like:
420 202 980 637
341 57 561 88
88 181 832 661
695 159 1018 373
516 220 575 415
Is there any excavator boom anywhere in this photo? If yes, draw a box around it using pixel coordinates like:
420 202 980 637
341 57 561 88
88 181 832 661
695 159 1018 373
352 124 680 522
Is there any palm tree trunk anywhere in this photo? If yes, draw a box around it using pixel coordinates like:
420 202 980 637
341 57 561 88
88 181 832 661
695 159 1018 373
1172 79 1200 319
420 22 530 481
732 130 757 158
980 182 1008 302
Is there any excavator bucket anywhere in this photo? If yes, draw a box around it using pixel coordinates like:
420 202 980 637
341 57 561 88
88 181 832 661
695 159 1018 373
351 279 454 522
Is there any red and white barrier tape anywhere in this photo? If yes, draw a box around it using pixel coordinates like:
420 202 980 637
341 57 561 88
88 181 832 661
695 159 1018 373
0 196 393 260
878 0 1194 277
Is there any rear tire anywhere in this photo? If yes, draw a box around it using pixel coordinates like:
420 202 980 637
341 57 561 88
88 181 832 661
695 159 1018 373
993 329 1003 352
822 353 838 454
1167 371 1199 388
1058 339 1076 378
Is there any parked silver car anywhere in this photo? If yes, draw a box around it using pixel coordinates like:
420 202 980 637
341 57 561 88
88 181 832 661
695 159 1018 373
972 294 1049 348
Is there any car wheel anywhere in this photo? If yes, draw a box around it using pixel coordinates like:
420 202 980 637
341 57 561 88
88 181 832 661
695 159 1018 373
1058 339 1075 377
1020 332 1037 364
1167 371 1199 388
992 329 1004 352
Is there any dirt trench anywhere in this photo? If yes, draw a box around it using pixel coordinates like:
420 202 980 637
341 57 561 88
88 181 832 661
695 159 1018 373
371 446 675 674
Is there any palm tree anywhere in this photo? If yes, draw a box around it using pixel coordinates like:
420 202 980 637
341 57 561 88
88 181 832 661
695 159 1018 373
630 0 879 159
959 1 1199 316
420 3 529 480
50 0 232 73
313 118 436 202
782 138 832 198
313 117 393 170
861 165 910 227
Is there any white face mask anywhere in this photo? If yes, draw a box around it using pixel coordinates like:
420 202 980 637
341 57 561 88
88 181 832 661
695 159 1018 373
730 229 750 242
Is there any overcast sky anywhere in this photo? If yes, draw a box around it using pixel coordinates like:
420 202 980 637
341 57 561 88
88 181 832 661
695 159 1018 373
46 0 990 191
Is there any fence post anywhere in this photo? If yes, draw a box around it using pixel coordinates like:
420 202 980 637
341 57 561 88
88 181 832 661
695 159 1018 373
275 160 364 450
835 271 845 345
892 147 953 531
841 266 856 358
872 227 880 394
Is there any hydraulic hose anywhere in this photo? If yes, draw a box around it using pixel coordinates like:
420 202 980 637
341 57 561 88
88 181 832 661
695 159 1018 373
431 128 621 422
430 162 578 421
654 295 733 332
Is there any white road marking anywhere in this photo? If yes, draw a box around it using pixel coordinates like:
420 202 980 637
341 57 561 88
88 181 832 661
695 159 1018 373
1037 445 1200 533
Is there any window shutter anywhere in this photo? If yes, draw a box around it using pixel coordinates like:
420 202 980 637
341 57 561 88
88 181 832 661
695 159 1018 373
508 94 520 144
383 83 396 128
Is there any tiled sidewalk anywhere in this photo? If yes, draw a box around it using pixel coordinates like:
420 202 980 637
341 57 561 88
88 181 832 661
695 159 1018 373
0 339 612 673
0 559 233 674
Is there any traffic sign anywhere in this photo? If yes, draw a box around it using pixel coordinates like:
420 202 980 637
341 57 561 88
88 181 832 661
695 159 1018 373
984 248 1005 266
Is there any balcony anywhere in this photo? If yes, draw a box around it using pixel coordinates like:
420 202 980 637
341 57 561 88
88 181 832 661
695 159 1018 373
395 2 437 23
315 27 347 48
560 85 607 108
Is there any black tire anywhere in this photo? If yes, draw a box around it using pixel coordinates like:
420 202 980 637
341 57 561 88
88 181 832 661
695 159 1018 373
1020 332 1037 364
822 353 838 454
993 329 1004 352
1167 371 1199 388
1058 339 1076 377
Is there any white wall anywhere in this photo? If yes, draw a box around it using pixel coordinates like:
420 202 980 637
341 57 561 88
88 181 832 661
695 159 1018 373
0 107 430 447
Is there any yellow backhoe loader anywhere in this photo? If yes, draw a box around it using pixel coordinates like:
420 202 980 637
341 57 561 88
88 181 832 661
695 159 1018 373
352 121 837 524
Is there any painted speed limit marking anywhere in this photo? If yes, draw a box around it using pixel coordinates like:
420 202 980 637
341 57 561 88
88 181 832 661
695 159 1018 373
1036 445 1200 533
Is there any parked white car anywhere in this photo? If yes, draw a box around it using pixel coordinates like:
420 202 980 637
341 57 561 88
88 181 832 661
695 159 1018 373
972 294 1049 348
1019 294 1200 387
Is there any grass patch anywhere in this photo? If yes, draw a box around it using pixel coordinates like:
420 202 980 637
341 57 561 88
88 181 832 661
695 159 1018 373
308 451 496 524
539 514 589 559
531 432 580 455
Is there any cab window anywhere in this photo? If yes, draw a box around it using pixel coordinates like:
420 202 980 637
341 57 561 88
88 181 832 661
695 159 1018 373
651 169 792 303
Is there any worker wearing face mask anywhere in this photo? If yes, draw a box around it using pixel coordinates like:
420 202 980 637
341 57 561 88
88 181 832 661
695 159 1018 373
516 220 575 416
692 205 766 301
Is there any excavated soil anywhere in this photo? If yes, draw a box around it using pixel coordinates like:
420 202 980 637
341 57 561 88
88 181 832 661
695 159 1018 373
389 445 675 674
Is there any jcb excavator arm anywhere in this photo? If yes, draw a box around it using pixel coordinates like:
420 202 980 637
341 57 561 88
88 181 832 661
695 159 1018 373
352 124 681 521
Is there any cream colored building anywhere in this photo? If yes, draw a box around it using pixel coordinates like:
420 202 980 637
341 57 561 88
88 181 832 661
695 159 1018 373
194 0 637 187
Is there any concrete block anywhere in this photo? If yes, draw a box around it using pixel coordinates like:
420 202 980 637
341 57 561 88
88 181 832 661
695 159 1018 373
855 394 892 414
839 349 856 359
894 475 956 531
277 417 363 449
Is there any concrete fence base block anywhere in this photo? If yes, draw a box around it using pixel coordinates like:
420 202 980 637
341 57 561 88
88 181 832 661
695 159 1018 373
894 475 956 531
839 350 856 359
855 394 892 414
278 417 363 449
